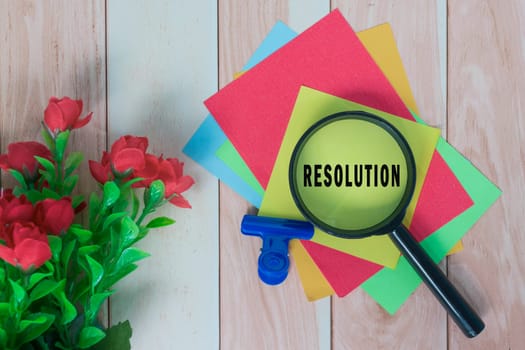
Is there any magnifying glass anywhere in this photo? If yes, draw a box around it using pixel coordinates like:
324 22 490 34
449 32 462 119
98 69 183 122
286 110 484 338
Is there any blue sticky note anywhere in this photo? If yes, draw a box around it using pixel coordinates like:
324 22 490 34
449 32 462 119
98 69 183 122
183 21 297 207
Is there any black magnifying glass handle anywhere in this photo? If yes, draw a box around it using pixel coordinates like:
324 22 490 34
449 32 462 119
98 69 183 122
389 226 485 338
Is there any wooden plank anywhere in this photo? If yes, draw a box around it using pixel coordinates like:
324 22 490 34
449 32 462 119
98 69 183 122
0 0 107 323
448 0 525 348
332 2 448 349
218 1 331 349
106 1 219 348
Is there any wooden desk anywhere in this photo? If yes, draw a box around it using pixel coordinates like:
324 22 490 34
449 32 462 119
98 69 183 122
1 1 523 349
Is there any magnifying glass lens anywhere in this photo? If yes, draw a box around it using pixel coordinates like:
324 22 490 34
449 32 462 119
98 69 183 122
293 118 408 234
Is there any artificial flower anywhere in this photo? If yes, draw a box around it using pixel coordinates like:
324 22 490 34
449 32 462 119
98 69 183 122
0 237 51 271
158 157 194 208
0 141 52 178
0 95 194 348
89 136 150 181
34 197 75 235
0 222 51 271
110 135 148 173
0 190 34 224
88 151 112 183
44 96 92 132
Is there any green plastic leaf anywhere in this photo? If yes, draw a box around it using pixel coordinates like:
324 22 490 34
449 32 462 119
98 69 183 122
103 182 120 209
87 291 114 322
136 227 150 241
72 194 85 209
65 151 84 177
28 272 53 290
102 212 127 232
42 187 61 199
61 240 76 270
109 227 120 258
35 156 56 175
53 282 77 325
91 320 132 350
116 248 150 272
8 169 27 188
85 255 104 290
30 280 59 302
78 245 100 256
131 191 140 220
69 225 93 243
102 264 138 290
47 235 62 261
41 126 55 150
24 189 44 203
43 260 55 274
119 217 139 248
111 198 129 213
120 177 144 192
64 174 79 193
9 279 27 306
0 302 10 317
17 312 55 343
0 327 6 349
146 216 175 228
144 179 165 208
89 192 101 225
54 130 70 161
78 326 106 349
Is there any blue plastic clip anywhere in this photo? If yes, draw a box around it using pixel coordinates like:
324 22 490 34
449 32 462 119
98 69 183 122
240 215 314 285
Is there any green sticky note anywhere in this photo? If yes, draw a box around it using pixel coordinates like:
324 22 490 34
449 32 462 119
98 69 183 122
361 114 501 314
216 141 265 198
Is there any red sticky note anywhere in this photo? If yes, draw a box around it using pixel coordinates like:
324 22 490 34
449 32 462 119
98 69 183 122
302 240 382 297
408 151 474 240
205 9 412 188
300 152 473 297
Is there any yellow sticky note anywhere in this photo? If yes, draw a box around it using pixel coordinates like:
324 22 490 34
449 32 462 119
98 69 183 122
290 240 334 300
259 86 440 268
448 241 464 254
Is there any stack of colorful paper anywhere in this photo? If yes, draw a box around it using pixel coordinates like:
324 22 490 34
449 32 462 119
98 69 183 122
183 10 501 314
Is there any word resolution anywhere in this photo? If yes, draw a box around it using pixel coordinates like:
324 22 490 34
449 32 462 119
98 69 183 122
303 163 401 187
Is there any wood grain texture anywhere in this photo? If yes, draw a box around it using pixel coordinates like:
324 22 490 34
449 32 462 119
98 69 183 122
332 2 448 349
0 0 107 323
448 0 525 348
218 1 330 349
0 0 106 191
106 0 219 348
1 1 524 349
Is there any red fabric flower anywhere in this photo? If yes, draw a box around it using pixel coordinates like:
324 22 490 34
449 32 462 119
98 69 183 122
34 198 75 235
44 96 92 132
89 136 149 181
88 136 194 208
0 191 34 224
110 135 148 173
0 141 52 178
158 158 194 208
0 219 51 271
89 151 112 183
0 238 51 271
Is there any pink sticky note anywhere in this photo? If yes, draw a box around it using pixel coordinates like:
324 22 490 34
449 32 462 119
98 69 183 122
205 9 412 189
